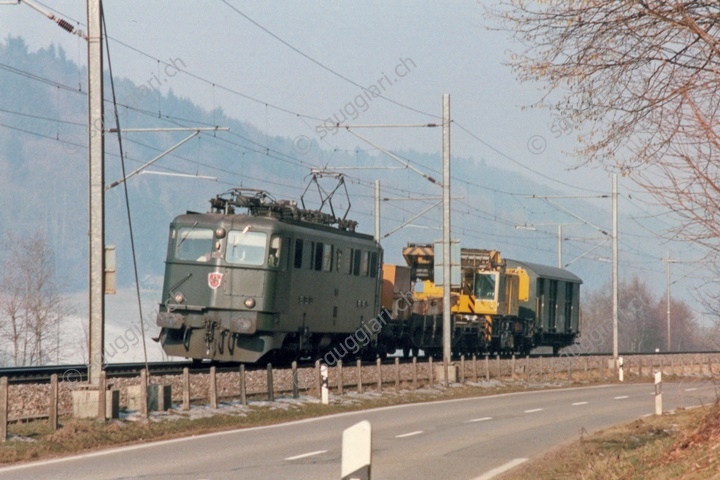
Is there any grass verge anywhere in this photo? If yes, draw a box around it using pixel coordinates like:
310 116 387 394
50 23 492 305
501 401 720 479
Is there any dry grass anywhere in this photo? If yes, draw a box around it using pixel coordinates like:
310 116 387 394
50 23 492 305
502 402 720 480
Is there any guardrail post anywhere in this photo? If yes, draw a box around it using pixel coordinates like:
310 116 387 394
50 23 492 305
291 361 298 399
210 366 218 408
182 367 190 411
376 358 382 392
266 363 274 402
315 360 321 398
98 371 106 422
356 359 363 394
140 368 148 418
395 357 400 392
443 356 450 388
428 356 434 386
50 373 58 431
654 371 662 415
239 364 248 405
526 356 531 382
412 356 418 390
472 355 478 383
1 377 7 442
338 360 344 396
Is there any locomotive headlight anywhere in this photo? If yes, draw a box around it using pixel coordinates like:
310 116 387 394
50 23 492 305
244 298 256 309
215 227 226 239
174 292 185 304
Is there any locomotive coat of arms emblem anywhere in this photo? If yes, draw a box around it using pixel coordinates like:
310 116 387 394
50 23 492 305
208 272 223 289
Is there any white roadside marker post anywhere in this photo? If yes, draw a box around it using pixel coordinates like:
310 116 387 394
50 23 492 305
342 420 372 480
654 371 663 415
618 356 624 382
321 364 329 405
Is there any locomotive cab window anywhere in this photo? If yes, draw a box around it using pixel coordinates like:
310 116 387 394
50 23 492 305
322 244 333 271
268 235 284 268
294 239 303 268
175 227 214 262
225 230 267 266
369 251 378 278
474 272 497 301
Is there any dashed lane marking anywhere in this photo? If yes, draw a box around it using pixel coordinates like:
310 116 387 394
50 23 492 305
395 430 423 438
284 450 327 461
614 396 629 400
467 417 492 423
524 408 543 413
572 402 588 406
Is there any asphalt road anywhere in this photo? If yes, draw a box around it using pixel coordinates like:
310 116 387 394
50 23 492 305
0 380 717 480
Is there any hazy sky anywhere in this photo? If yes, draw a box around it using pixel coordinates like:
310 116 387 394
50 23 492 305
1 1 712 312
1 0 608 189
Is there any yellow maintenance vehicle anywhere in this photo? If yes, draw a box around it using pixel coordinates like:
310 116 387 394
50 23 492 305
381 243 582 357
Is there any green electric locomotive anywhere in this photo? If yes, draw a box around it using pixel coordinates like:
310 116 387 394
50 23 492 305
156 187 385 363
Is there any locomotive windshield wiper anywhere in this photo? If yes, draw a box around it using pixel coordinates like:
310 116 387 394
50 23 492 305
177 221 199 248
232 225 252 246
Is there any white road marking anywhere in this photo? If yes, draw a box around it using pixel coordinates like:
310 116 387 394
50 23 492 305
685 388 697 392
467 417 492 423
614 396 629 400
524 408 543 413
284 450 327 461
572 402 588 406
472 458 529 480
395 430 423 438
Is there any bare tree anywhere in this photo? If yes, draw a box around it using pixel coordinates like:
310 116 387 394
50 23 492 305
578 276 698 353
0 233 70 366
488 1 720 252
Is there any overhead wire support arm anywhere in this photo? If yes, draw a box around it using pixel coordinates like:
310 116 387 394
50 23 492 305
382 200 441 239
17 0 87 38
533 196 611 237
563 238 609 268
340 125 440 186
105 127 229 191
